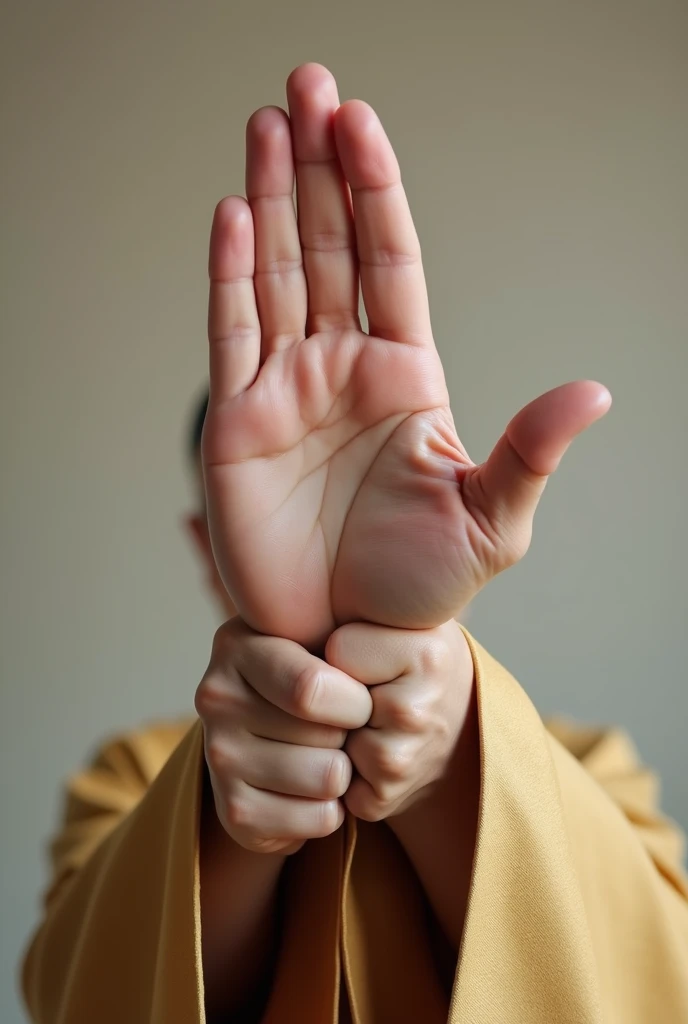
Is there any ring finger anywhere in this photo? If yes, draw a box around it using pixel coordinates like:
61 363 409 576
223 780 345 843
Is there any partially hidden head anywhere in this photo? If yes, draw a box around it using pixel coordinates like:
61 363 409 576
184 388 237 618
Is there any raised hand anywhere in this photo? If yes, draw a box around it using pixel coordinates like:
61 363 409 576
204 64 610 649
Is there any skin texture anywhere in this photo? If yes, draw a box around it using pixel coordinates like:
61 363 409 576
203 65 610 651
197 619 371 856
191 61 611 1020
195 615 476 1020
196 618 472 850
325 618 475 821
195 619 370 1023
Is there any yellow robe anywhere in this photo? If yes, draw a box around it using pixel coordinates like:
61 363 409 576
22 633 688 1023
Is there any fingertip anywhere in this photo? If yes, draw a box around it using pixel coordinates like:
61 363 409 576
209 196 254 278
213 194 251 224
334 99 379 139
334 100 399 191
586 380 613 417
358 684 375 726
245 107 294 197
246 105 290 143
323 627 342 666
563 379 612 413
287 65 340 163
287 62 337 101
324 621 365 669
323 636 335 666
506 380 613 477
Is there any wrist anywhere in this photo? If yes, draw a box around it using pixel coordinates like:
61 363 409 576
385 667 480 952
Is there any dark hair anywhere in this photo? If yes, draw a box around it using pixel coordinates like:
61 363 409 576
189 388 209 460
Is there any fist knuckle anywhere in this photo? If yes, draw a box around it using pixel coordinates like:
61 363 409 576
223 792 253 831
194 675 222 719
196 670 245 723
205 736 240 777
211 622 235 660
243 835 283 854
348 789 386 823
418 638 451 676
360 803 386 823
435 711 455 747
385 697 425 734
373 744 410 784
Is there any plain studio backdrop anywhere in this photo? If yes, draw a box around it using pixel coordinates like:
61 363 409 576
1 0 687 1019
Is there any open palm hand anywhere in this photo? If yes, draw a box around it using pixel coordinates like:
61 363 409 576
204 65 610 649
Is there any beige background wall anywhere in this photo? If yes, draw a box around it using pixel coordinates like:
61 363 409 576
2 0 687 1018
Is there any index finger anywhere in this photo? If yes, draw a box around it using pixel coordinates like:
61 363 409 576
334 100 433 346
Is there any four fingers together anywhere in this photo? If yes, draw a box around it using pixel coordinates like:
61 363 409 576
206 61 434 417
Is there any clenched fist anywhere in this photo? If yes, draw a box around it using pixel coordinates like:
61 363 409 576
195 619 371 854
326 618 474 821
196 616 474 849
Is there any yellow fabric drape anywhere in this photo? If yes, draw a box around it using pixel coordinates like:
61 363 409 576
22 633 688 1023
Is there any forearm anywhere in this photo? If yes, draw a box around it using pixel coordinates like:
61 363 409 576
200 769 286 1023
386 656 480 953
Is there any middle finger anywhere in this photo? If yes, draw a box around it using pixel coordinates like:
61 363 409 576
287 63 359 336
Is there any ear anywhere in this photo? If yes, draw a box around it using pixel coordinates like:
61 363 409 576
183 513 238 618
184 512 214 566
183 512 220 590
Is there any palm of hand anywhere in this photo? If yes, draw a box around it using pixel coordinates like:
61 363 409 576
207 326 468 647
204 66 610 648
